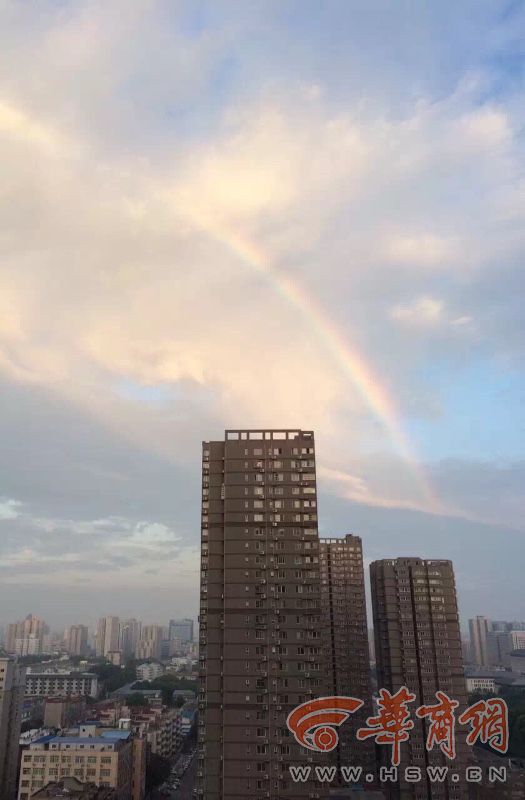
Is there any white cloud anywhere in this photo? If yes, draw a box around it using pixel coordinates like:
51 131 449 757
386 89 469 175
390 296 444 327
384 234 459 269
0 0 522 563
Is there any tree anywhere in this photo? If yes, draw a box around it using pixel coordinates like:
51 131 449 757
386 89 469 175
125 693 147 708
146 752 171 790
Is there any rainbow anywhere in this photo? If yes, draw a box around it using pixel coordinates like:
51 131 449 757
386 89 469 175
178 208 436 508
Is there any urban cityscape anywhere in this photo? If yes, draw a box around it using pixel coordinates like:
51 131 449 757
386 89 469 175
1 2 524 800
0 429 523 800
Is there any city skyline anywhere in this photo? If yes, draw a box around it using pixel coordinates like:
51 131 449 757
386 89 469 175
1 2 524 627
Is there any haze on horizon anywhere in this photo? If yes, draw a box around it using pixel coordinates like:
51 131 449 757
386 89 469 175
0 0 523 629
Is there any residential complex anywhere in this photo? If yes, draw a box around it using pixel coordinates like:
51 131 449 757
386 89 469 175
370 558 469 800
0 657 26 800
5 615 48 657
198 429 326 800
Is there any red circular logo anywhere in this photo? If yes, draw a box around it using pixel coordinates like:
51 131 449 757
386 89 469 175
312 725 338 751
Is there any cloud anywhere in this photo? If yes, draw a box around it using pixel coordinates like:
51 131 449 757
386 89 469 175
0 1 523 622
390 296 444 327
384 235 459 269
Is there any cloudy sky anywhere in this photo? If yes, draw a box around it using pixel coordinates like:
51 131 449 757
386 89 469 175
0 0 523 631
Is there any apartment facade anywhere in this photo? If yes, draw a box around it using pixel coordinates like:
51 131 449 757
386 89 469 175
18 727 146 800
198 429 327 800
25 670 99 698
319 535 374 771
370 558 469 800
0 657 26 800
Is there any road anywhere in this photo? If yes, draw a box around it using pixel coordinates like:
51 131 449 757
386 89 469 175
173 755 197 800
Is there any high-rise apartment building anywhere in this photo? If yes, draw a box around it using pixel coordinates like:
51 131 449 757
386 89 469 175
96 617 120 658
370 558 469 800
6 615 47 656
120 619 142 659
0 657 26 800
169 618 194 643
135 625 163 661
468 616 492 667
319 535 374 771
66 625 89 656
198 429 326 800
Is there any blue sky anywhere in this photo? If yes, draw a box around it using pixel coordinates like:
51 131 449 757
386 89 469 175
0 0 523 629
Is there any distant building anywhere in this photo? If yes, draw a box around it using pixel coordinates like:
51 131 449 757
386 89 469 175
96 617 120 658
487 629 525 667
136 662 165 681
6 615 48 657
107 650 122 666
43 696 87 728
25 670 98 699
168 618 194 644
465 674 497 694
0 657 26 800
135 625 163 661
119 619 142 660
469 616 492 666
509 649 525 674
17 725 145 800
65 625 89 657
30 778 116 799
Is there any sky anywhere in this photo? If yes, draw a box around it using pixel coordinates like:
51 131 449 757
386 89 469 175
0 0 523 631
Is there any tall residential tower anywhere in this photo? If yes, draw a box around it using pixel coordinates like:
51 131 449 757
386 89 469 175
319 534 374 771
370 558 469 800
198 429 326 800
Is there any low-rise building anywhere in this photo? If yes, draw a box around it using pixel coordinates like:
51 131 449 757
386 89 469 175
135 662 165 682
88 702 182 761
466 675 496 694
44 697 87 728
17 726 145 800
25 671 98 699
180 702 197 737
